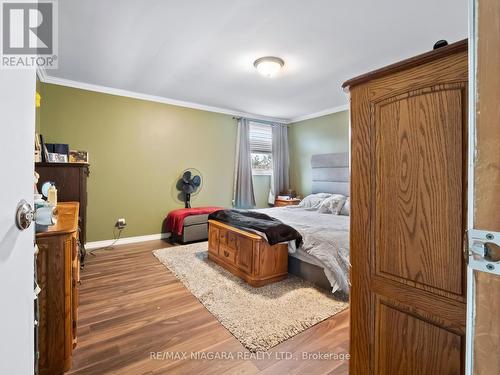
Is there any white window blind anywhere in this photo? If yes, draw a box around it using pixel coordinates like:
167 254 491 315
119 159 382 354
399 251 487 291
249 122 272 154
249 121 273 175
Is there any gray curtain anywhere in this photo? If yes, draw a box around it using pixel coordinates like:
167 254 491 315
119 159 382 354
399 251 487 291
271 124 290 201
233 118 256 208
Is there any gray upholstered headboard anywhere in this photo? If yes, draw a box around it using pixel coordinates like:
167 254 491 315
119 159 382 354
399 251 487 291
311 152 350 196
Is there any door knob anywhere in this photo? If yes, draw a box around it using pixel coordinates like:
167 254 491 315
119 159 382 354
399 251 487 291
484 242 500 262
15 200 34 230
15 199 57 230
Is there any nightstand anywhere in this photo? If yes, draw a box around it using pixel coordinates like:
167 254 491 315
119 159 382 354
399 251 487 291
274 198 301 207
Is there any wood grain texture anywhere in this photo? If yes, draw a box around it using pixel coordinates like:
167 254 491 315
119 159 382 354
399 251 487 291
376 302 462 375
36 202 80 375
348 83 374 375
349 48 468 375
36 202 80 238
474 272 500 375
208 220 288 287
375 84 465 298
371 278 466 334
474 0 500 233
66 240 350 374
36 163 89 244
473 1 500 373
342 39 467 90
236 236 253 273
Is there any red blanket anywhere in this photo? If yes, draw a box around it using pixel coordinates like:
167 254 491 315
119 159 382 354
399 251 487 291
166 207 223 236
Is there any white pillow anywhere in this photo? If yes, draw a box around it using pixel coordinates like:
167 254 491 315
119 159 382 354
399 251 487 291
298 193 332 210
340 197 350 216
318 194 347 214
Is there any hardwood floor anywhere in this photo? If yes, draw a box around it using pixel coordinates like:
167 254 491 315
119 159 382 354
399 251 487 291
67 240 349 375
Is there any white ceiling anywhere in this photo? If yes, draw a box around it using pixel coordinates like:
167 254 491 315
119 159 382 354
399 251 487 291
49 0 468 122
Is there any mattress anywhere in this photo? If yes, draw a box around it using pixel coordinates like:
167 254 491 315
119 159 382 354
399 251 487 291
255 206 350 294
289 247 324 268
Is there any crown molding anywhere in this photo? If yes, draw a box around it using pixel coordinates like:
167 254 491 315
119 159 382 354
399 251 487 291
39 74 291 124
36 67 47 81
38 73 350 124
289 104 349 124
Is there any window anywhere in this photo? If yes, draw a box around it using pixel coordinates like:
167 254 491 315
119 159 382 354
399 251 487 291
249 122 273 175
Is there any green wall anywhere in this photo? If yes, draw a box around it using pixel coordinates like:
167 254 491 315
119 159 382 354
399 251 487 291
288 111 349 197
35 78 41 133
38 83 348 241
39 83 246 241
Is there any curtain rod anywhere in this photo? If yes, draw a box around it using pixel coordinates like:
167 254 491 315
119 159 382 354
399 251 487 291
232 116 285 126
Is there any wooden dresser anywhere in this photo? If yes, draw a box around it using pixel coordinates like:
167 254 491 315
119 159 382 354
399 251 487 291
207 220 288 286
35 163 90 246
36 202 80 375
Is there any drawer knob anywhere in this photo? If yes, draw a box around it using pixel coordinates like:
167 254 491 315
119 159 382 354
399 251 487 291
224 250 229 257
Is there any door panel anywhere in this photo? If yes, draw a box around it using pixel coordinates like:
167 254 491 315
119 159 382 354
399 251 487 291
0 70 36 374
375 85 465 298
236 236 253 273
376 302 462 375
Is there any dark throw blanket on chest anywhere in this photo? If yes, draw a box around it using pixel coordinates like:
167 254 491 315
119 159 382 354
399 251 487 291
208 209 303 247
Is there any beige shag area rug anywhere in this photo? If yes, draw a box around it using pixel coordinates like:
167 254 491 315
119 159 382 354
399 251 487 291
153 242 348 352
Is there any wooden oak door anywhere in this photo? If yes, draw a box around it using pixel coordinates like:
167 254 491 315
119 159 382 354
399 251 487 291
347 42 468 375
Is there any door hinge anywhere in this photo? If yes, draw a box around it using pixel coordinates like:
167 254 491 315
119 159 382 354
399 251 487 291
467 229 500 275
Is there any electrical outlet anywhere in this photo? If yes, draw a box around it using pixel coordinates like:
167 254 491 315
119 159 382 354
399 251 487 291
116 218 127 229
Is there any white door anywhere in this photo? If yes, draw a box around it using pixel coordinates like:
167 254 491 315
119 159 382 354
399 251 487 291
0 69 36 374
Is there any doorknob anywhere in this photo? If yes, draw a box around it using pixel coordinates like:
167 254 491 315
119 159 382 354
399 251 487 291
484 242 500 262
15 200 34 230
15 200 57 230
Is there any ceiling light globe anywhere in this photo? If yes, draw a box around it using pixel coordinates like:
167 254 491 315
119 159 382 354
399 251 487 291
254 57 284 77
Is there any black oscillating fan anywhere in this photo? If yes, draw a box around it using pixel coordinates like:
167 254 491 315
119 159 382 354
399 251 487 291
176 169 203 208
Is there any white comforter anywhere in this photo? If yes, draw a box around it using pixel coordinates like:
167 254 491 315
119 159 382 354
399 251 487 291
256 206 350 294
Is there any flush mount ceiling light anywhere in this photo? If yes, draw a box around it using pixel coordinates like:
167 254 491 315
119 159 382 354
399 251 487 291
253 56 285 77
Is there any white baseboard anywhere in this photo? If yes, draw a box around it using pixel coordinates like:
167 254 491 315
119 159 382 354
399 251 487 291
85 233 171 250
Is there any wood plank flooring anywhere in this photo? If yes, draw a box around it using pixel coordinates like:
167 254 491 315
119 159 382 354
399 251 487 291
67 240 349 375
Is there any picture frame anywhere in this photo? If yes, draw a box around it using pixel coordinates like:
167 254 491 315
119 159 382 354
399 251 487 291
69 150 89 163
47 153 68 163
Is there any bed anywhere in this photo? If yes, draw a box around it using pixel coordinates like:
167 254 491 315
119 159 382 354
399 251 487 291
257 152 350 294
207 152 350 293
256 205 349 293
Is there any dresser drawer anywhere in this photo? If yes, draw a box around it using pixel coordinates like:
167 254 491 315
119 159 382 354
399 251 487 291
219 245 236 264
